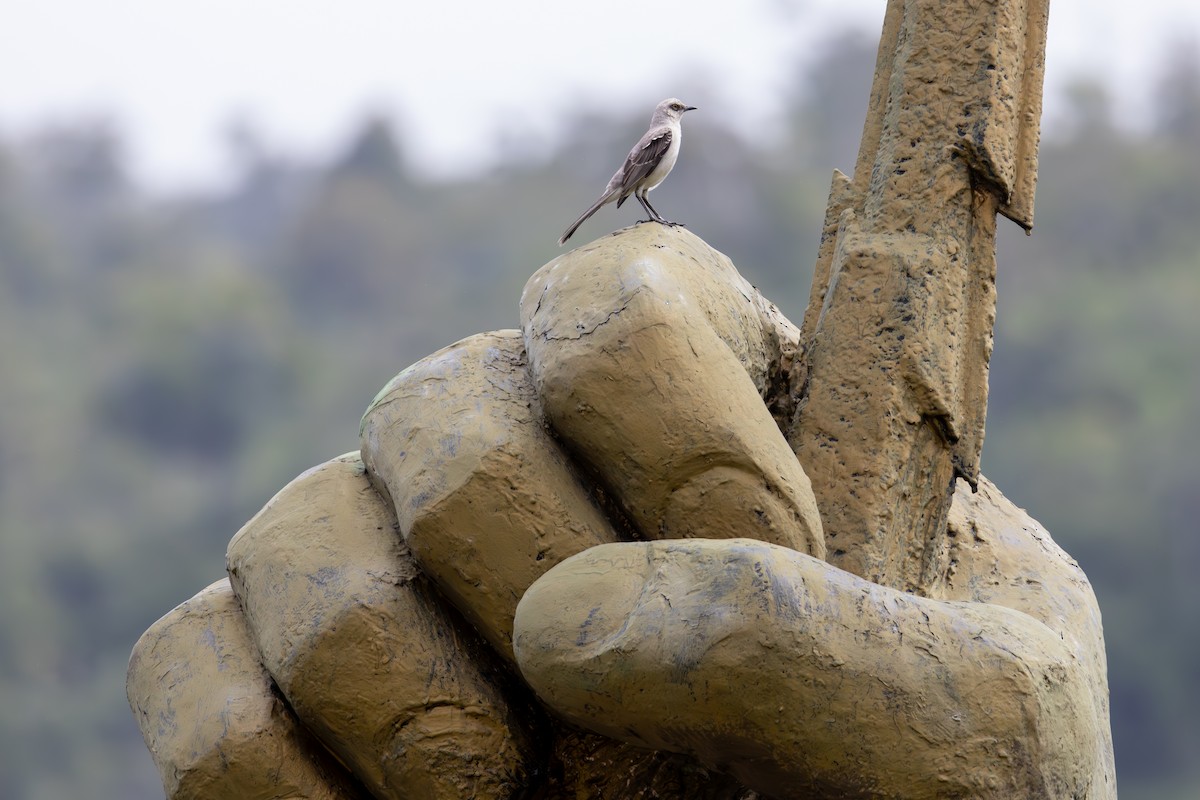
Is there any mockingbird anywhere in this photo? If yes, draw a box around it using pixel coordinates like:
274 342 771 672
558 98 697 246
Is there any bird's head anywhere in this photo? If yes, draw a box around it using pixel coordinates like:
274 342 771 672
653 98 697 124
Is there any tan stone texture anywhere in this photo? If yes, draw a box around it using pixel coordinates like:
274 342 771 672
129 1 1118 797
359 330 619 662
520 223 823 558
515 484 1106 799
126 579 365 800
790 0 1049 592
226 455 537 799
358 327 762 797
936 476 1117 793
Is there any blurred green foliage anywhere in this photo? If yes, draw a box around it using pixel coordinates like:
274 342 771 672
0 32 1196 800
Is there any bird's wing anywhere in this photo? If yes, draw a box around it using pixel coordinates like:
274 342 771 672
616 126 673 199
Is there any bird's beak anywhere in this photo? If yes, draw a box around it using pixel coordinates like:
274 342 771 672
685 106 698 112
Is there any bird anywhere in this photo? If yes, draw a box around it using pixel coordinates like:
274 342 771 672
558 98 697 246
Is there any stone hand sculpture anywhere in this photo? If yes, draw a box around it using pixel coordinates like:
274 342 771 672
128 226 1114 800
128 0 1117 797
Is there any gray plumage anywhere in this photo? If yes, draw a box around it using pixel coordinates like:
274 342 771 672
558 98 696 246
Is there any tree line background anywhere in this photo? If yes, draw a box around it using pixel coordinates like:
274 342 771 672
0 31 1197 800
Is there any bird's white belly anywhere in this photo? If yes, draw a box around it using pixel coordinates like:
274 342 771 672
644 133 681 192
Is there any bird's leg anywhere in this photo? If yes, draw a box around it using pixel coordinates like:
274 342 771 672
641 195 683 227
636 195 663 224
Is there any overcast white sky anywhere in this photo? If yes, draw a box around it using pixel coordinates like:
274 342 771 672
0 0 1196 190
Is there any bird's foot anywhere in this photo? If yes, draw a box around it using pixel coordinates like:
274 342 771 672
658 219 686 227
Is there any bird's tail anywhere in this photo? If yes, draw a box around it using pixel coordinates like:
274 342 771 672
558 192 615 246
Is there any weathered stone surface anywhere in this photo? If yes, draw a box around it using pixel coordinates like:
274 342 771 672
792 208 990 588
521 223 823 559
790 0 1048 592
360 330 619 662
935 476 1117 794
128 2 1117 798
358 328 760 798
542 731 756 800
226 454 538 799
126 579 366 800
515 483 1104 799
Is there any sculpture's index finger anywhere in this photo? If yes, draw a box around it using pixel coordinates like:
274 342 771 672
360 330 620 662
